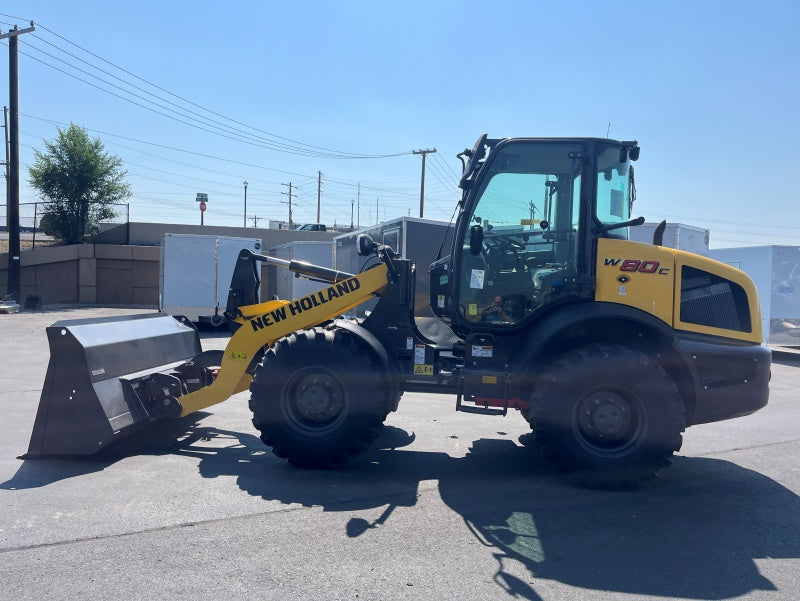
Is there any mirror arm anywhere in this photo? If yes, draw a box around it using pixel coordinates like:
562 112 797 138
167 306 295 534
592 216 645 234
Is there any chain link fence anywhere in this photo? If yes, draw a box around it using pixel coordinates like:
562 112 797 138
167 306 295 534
1 202 130 249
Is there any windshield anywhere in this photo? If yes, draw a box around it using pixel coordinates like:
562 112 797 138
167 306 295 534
456 141 583 326
595 145 633 235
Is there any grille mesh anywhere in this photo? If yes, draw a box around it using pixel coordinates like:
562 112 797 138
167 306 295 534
680 266 751 332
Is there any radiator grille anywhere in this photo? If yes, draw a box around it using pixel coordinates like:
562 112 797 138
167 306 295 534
680 266 751 332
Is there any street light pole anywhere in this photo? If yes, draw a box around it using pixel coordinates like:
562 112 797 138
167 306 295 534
243 180 248 228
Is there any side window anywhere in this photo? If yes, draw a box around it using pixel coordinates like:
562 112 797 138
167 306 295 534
383 229 400 254
572 175 582 231
595 146 632 237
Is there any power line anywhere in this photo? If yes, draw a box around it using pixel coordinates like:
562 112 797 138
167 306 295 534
22 116 453 221
23 37 398 158
19 47 368 157
21 113 318 178
3 15 413 160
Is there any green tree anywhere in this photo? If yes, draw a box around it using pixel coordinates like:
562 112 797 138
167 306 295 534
29 123 131 244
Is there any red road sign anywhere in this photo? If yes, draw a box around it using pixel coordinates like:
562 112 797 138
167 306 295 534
199 201 207 212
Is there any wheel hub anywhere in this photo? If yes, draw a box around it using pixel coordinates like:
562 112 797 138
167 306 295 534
577 392 632 443
295 373 343 423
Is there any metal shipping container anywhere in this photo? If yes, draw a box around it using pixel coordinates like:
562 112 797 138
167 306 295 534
334 217 454 317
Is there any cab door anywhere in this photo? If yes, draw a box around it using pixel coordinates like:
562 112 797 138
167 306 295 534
453 140 584 329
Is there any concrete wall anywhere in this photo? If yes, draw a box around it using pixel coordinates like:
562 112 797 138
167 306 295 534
0 244 160 306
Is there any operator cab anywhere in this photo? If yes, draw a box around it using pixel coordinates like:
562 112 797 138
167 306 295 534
430 136 639 334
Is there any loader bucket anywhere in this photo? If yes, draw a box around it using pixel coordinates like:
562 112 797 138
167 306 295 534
23 313 202 458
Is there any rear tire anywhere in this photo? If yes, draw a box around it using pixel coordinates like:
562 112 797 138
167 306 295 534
250 327 390 468
529 343 685 489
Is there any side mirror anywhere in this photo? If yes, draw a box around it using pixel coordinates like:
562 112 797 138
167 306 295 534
469 225 483 256
357 234 377 256
619 145 640 163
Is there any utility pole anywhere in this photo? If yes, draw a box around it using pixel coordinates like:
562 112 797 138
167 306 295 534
357 183 360 228
1 22 35 303
281 182 296 228
412 148 436 219
316 171 322 224
243 180 248 228
350 200 354 229
250 215 261 228
3 107 8 213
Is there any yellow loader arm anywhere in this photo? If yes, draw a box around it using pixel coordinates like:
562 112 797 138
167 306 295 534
177 263 390 416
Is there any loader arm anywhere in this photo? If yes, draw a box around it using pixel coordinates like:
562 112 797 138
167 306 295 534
177 263 391 416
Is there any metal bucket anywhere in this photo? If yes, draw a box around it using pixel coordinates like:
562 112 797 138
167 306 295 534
23 313 202 458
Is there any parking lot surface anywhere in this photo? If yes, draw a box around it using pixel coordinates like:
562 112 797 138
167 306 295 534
2 307 799 600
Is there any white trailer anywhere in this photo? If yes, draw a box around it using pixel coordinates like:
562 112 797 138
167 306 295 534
160 233 262 325
629 222 710 256
270 240 334 300
709 245 800 345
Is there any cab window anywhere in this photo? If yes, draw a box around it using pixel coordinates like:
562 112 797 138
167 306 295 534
595 146 632 237
457 141 583 325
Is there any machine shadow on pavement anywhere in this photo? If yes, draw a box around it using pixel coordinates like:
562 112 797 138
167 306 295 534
6 420 798 601
771 352 800 368
178 428 800 601
2 413 217 489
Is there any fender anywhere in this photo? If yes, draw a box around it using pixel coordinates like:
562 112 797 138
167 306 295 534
513 299 687 374
178 264 390 416
332 318 403 411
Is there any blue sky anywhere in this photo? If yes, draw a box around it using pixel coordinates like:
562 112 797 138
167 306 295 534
1 0 798 247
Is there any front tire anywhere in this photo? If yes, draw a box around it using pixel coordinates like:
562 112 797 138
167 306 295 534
250 327 391 468
529 343 685 489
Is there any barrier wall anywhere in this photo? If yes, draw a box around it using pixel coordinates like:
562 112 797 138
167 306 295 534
0 244 160 306
1 224 339 307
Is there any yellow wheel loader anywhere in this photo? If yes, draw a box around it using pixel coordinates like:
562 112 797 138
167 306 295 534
24 136 771 488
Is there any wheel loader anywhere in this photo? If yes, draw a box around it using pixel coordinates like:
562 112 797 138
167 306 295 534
24 135 771 488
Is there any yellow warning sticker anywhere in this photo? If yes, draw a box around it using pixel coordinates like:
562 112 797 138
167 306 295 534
468 303 478 315
482 375 497 384
228 350 248 361
413 364 434 376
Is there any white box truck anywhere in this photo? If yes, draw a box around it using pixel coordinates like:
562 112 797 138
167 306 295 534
709 245 800 346
160 233 262 325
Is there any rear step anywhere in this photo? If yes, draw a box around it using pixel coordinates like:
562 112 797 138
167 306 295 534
23 313 207 458
455 369 510 416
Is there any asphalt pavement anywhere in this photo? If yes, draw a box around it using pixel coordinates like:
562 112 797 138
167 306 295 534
1 307 799 601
